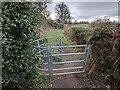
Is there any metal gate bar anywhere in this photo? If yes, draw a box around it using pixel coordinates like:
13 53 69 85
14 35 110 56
44 70 85 76
43 60 84 65
40 66 83 71
33 37 91 77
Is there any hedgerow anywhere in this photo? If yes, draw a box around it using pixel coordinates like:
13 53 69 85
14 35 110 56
64 23 120 88
2 2 49 89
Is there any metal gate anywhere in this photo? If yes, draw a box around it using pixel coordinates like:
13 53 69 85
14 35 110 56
33 37 91 77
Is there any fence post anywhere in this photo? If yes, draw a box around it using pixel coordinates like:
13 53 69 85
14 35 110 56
83 46 87 71
59 38 62 60
47 46 53 79
84 44 91 72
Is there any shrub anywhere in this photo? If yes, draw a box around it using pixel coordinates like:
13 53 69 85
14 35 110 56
64 23 120 88
2 2 48 89
65 27 87 44
89 24 120 89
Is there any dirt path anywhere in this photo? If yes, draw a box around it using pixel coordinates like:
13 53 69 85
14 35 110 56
52 48 91 88
41 42 108 88
53 74 90 88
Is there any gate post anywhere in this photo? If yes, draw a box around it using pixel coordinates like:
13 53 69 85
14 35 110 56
59 38 62 60
84 44 91 72
47 46 53 78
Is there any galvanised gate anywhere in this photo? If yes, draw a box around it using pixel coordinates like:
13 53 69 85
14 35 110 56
33 37 91 77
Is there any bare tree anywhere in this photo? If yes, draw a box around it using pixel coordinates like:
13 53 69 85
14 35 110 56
55 2 71 24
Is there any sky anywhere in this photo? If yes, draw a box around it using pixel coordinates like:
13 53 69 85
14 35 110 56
47 1 119 22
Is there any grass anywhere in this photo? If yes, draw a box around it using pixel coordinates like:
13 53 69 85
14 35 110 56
43 29 69 59
42 24 89 62
43 29 69 45
67 24 89 28
71 24 89 28
52 56 64 62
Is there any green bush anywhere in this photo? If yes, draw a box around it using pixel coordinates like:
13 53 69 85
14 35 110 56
90 25 120 88
2 2 48 89
50 20 64 29
70 27 87 44
57 23 64 29
65 24 120 88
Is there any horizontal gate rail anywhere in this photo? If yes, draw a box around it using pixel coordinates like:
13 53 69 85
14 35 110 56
52 52 85 56
32 37 52 42
44 70 84 76
43 60 84 65
33 37 91 77
38 45 87 49
53 70 84 76
51 45 87 48
40 66 83 71
39 52 85 57
53 66 83 71
35 42 58 48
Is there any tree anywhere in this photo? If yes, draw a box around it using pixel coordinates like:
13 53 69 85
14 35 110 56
2 2 48 89
93 16 110 23
55 2 71 24
32 1 50 11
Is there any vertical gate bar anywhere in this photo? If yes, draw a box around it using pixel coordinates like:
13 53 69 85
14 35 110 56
59 38 62 60
47 46 53 78
50 45 53 77
84 44 91 72
83 46 87 71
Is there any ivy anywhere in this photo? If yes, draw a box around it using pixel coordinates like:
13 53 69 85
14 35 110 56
2 2 47 89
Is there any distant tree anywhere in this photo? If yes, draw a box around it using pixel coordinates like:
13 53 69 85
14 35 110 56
75 20 77 23
55 2 71 24
93 16 111 23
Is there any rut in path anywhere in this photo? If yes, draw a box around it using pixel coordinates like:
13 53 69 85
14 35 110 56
52 47 91 88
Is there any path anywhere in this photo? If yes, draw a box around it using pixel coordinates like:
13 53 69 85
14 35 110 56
52 47 91 88
40 42 107 88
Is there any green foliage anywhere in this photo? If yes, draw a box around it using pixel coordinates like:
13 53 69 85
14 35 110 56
52 56 64 62
90 25 120 88
56 23 64 29
2 2 48 89
69 27 87 44
44 29 69 45
49 20 64 29
65 24 120 88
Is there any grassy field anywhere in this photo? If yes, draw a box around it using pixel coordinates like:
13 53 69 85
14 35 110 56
68 24 89 28
43 29 69 45
43 24 89 44
43 24 89 61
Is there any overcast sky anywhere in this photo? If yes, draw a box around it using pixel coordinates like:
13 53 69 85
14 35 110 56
47 2 119 22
